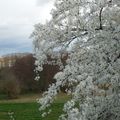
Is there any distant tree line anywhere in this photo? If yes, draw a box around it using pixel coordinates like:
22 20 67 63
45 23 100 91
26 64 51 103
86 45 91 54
0 53 67 99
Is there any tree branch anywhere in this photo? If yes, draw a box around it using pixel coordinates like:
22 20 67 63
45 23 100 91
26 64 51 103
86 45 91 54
99 7 103 30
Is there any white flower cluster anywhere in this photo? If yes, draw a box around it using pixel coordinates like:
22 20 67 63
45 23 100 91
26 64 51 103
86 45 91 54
32 0 120 119
8 111 15 120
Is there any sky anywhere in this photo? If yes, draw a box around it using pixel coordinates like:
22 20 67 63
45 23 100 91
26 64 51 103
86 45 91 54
0 0 55 56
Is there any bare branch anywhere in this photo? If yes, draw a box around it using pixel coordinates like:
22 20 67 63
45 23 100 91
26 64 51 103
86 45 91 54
99 7 103 30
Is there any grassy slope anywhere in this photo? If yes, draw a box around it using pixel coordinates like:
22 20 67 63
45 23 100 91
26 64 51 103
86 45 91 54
0 93 70 120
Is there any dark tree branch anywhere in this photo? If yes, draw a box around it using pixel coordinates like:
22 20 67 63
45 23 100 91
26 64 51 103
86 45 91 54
99 7 103 30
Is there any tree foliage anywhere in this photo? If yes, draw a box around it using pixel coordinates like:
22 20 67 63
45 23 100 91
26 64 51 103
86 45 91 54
0 67 20 99
12 54 61 93
0 54 62 96
32 0 120 120
12 54 38 92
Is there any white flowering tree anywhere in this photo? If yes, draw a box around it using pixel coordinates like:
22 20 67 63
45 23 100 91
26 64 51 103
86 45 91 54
31 0 120 120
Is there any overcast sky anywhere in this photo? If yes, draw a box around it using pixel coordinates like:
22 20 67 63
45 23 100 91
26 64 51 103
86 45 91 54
0 0 55 56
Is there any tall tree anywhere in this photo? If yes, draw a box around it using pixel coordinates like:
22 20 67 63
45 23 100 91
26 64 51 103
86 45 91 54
12 54 38 92
32 0 120 120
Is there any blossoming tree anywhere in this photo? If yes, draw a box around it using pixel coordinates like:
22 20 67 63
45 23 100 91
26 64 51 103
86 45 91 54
31 0 120 119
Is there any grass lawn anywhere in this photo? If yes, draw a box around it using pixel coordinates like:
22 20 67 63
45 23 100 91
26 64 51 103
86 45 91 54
0 93 70 120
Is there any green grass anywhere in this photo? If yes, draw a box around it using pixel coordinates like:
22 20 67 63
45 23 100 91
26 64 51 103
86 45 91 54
0 102 64 120
0 93 70 120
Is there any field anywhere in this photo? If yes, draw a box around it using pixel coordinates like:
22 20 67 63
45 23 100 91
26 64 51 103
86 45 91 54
0 93 70 120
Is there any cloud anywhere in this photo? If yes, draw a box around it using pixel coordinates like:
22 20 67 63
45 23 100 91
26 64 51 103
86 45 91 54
0 0 55 56
36 0 55 6
0 37 33 56
37 0 49 5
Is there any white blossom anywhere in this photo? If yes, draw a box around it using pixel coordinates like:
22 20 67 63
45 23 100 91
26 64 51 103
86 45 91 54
32 0 120 119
